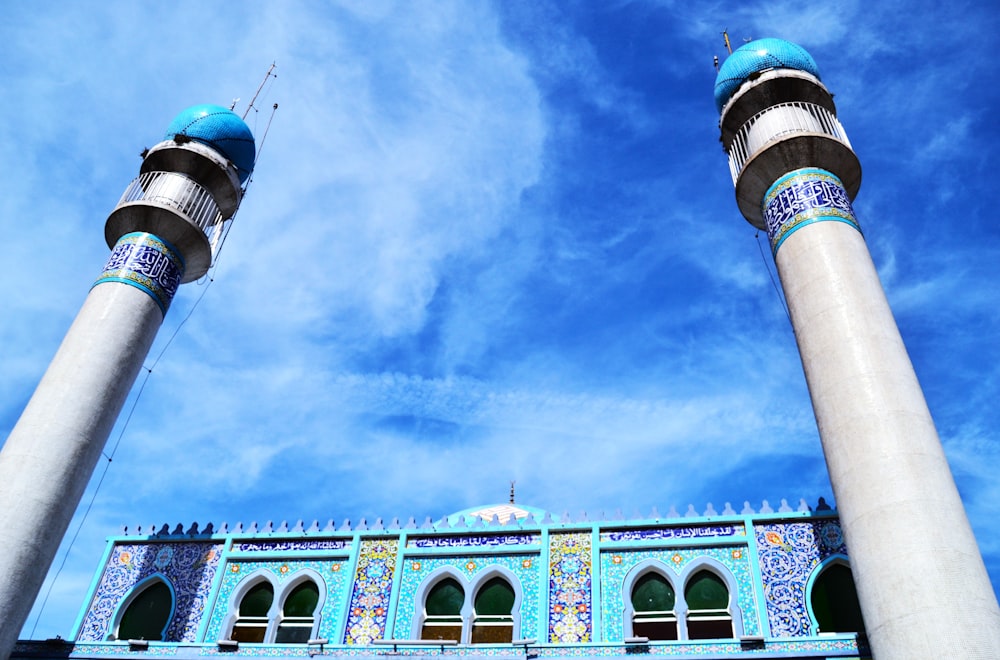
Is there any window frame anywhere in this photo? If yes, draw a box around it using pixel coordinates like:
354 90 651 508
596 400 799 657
109 575 176 642
413 566 522 644
222 568 325 644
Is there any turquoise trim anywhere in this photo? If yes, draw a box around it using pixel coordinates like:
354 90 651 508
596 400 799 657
804 553 851 635
589 527 602 642
71 539 119 640
744 515 771 638
196 536 235 642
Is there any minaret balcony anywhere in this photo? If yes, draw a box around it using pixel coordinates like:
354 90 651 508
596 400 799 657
727 102 852 184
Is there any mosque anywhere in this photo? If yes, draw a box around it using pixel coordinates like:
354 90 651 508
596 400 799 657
5 37 999 660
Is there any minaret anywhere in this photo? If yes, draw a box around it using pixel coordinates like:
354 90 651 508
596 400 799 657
715 39 1000 659
0 105 255 659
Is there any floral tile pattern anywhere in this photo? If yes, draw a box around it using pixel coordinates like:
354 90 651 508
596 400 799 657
342 539 398 645
393 553 540 639
755 520 848 636
203 559 350 642
547 533 593 643
77 542 222 642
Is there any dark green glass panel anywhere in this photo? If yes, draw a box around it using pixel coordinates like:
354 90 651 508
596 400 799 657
275 624 312 644
811 564 866 633
240 582 274 617
685 571 728 611
421 623 462 642
118 581 173 641
283 581 319 617
231 623 267 643
475 577 514 616
631 573 675 612
427 578 464 616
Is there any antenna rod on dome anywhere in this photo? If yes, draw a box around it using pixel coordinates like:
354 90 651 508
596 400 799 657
721 29 732 55
509 481 516 504
242 62 277 120
0 104 257 660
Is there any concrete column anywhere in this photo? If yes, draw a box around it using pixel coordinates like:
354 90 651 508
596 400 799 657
0 233 181 658
768 168 1000 659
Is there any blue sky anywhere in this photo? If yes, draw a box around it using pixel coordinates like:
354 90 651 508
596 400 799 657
2 0 998 639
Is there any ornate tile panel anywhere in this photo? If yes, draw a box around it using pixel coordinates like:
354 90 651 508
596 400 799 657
94 232 184 315
601 525 744 542
763 168 860 255
406 534 539 549
755 520 848 637
393 553 540 639
77 542 222 642
599 546 759 641
342 539 399 645
547 533 593 643
203 559 350 642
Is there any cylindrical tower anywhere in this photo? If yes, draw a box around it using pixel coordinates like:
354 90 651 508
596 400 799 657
0 105 255 659
716 39 1000 659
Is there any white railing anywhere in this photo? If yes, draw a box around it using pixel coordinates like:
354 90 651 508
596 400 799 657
116 171 224 241
727 102 851 184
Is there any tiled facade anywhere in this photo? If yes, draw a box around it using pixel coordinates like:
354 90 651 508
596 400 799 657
17 504 868 659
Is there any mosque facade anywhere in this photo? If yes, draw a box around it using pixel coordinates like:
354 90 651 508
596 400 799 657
12 501 867 660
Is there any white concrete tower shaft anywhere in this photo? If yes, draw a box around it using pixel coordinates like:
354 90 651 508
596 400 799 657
0 106 253 660
717 40 1000 659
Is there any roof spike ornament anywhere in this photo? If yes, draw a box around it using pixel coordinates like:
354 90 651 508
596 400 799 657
715 38 1000 659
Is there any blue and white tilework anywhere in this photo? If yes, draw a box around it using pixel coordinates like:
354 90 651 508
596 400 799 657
393 554 540 639
763 168 860 255
343 539 398 645
755 520 848 637
602 525 745 543
406 534 538 549
599 546 759 641
204 559 350 642
548 533 593 643
77 542 222 642
94 232 184 315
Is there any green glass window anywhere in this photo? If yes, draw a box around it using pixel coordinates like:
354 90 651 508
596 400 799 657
231 582 274 643
811 564 866 634
275 581 320 643
685 571 733 640
422 578 464 642
472 577 514 643
118 580 173 641
631 572 677 640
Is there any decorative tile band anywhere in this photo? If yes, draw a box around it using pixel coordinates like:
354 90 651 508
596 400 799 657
77 542 222 642
94 232 184 316
343 539 399 645
763 168 860 255
407 534 538 549
232 540 349 552
601 525 744 543
755 521 848 637
548 533 593 643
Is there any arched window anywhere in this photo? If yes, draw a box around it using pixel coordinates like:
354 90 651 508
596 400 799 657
471 577 515 643
631 572 677 640
421 578 464 642
811 563 866 634
117 580 173 641
275 580 320 643
684 570 733 640
231 581 274 643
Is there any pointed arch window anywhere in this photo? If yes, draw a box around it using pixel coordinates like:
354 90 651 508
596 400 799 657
631 572 678 640
684 570 733 640
421 578 464 642
231 582 274 643
117 580 173 641
811 563 866 634
471 577 515 643
275 580 320 643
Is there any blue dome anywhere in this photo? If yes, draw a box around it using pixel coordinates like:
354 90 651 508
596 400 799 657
164 104 256 183
714 38 820 113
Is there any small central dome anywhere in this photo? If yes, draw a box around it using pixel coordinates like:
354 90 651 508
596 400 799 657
714 38 820 113
164 104 256 183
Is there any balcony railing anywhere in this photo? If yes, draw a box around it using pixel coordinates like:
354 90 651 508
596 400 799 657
727 102 852 184
116 171 224 244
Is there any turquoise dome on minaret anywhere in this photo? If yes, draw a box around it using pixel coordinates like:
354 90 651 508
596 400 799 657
164 104 256 183
714 38 821 112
